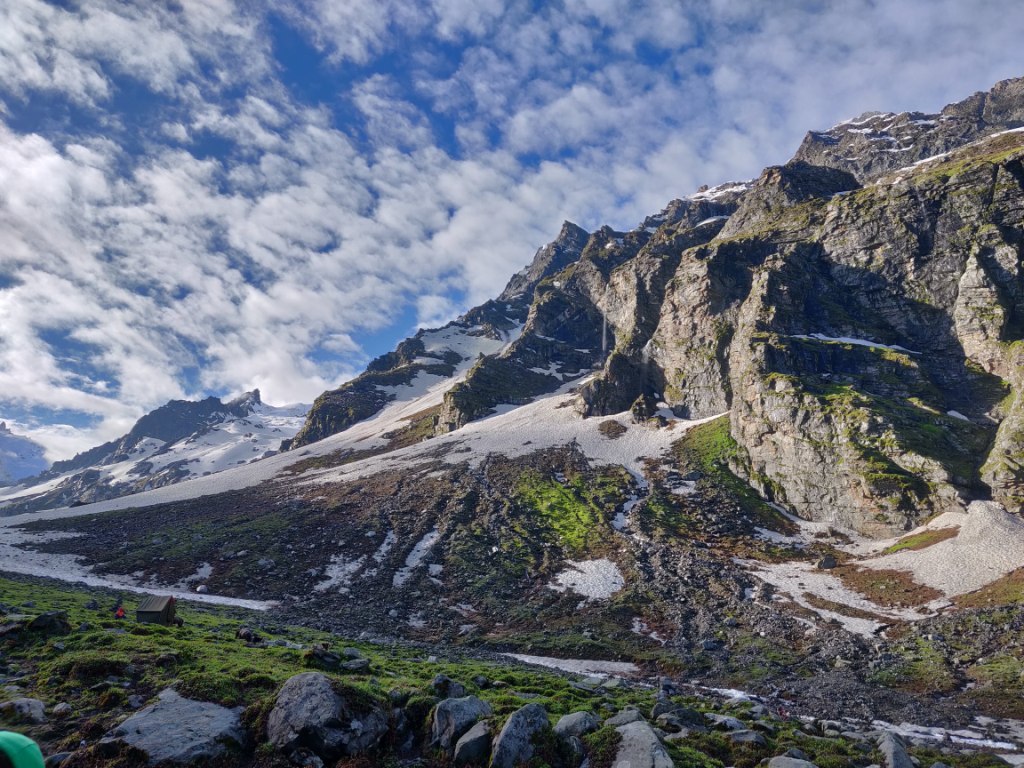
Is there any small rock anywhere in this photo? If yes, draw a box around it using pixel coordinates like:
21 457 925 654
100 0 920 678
195 585 208 594
236 627 261 643
706 713 746 731
51 702 73 718
816 554 838 569
554 711 600 738
341 647 363 659
769 757 820 768
341 658 370 673
308 647 341 668
877 731 914 768
27 611 72 636
127 695 146 709
432 674 466 699
729 729 769 746
605 707 645 727
44 752 73 767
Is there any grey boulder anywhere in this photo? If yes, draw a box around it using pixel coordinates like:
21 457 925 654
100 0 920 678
613 720 675 768
553 711 600 739
706 713 746 731
490 703 550 768
729 729 769 746
877 731 914 768
267 672 387 760
0 698 47 724
605 707 645 727
454 720 492 766
107 689 246 764
433 673 467 699
432 696 493 752
769 757 820 768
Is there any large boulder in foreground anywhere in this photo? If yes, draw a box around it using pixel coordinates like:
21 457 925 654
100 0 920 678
431 695 493 751
267 672 387 761
614 720 675 768
106 689 246 764
490 703 550 768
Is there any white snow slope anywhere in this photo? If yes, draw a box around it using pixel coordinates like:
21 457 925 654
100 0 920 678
0 401 308 508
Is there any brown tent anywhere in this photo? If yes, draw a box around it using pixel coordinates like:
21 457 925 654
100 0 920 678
136 595 177 625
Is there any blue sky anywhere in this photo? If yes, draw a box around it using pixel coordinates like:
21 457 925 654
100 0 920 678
2 0 1024 461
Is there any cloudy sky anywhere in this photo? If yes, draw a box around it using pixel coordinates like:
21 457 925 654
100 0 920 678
2 0 1023 461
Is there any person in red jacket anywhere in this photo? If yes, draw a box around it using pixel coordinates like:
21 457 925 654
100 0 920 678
114 605 126 620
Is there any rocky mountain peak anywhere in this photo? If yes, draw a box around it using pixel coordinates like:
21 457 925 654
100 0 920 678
717 160 859 238
497 220 589 301
226 388 262 415
792 75 1024 181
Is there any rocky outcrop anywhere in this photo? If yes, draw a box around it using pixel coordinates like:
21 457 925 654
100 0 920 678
499 221 590 301
267 672 388 761
793 75 1024 181
726 132 1024 532
105 690 246 765
285 75 1024 537
718 161 859 239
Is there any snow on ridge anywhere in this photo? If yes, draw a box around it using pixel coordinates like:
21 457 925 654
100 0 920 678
791 333 920 355
690 181 752 201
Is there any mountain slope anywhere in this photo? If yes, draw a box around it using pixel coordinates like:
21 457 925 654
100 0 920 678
6 76 1024 720
281 77 1024 538
0 390 307 514
0 422 48 484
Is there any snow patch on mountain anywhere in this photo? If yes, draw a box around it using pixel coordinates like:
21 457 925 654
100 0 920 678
549 558 625 600
860 501 1024 598
394 528 440 587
